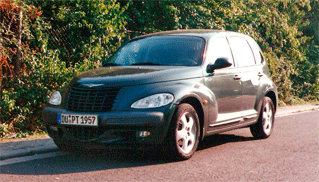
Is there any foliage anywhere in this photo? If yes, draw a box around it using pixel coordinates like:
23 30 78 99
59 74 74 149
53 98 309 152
0 0 108 138
124 0 229 36
28 0 128 66
294 0 319 100
0 0 46 137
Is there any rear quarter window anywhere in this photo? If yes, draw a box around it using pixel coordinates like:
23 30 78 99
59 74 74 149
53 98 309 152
246 37 264 65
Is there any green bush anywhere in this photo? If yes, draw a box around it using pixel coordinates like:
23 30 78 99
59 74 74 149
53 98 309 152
1 0 126 138
0 49 99 138
29 0 128 66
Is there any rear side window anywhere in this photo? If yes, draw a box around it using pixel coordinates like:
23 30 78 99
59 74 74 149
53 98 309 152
228 37 256 67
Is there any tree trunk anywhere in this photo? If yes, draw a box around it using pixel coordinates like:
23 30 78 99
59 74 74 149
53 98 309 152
16 10 22 75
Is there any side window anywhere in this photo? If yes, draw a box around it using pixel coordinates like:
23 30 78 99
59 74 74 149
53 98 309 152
246 37 264 64
228 37 256 67
205 37 234 67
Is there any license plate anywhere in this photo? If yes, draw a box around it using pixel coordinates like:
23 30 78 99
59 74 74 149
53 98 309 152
57 114 98 126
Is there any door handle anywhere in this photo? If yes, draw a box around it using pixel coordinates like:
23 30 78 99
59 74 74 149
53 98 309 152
234 75 242 80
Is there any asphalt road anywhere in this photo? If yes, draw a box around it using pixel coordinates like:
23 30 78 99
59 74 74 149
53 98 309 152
1 110 318 182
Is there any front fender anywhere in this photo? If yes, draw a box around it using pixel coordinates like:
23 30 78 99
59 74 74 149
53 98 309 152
115 78 218 138
175 80 218 130
162 79 218 137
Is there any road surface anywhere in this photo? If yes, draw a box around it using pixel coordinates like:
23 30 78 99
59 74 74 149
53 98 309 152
1 110 318 181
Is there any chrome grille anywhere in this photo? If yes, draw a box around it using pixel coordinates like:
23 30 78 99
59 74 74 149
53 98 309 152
66 84 120 112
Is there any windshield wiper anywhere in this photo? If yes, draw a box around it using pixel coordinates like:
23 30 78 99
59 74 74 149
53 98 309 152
131 62 162 66
102 63 121 67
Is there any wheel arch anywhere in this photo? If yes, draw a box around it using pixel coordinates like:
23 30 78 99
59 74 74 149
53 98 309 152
265 91 277 113
180 97 205 140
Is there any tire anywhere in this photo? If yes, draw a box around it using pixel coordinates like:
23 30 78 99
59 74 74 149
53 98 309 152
165 103 200 160
250 97 275 139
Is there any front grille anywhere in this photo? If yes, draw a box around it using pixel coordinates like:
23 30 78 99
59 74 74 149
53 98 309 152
67 126 105 141
66 84 121 112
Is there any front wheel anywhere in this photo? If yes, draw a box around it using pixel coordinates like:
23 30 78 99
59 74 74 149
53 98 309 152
250 97 275 139
165 103 200 160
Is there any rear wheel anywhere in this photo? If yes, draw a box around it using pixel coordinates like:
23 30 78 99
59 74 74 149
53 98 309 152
165 103 200 160
250 97 275 139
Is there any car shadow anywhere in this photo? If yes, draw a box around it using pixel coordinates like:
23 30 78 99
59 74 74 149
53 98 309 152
1 133 255 175
198 133 255 151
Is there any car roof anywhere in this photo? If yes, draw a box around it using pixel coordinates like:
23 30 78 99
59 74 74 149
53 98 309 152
132 29 247 41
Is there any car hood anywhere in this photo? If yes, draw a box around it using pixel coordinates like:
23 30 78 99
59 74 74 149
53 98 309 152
71 66 203 87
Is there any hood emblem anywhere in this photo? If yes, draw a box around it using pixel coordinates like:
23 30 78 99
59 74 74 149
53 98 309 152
82 84 104 88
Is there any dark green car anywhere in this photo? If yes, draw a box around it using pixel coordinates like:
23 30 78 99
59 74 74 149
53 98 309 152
43 29 277 160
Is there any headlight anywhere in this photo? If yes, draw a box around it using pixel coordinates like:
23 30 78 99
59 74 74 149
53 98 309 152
49 91 62 105
131 93 174 109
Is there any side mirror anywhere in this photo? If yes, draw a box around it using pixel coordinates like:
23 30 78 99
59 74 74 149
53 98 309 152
207 57 232 73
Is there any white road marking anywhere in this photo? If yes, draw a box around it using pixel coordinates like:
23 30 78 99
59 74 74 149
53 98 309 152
0 151 67 166
276 109 319 118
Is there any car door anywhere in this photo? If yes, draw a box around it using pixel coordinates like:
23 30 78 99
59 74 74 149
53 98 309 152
204 37 243 126
227 36 261 117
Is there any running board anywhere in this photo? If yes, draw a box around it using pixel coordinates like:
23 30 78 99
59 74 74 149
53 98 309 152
209 110 257 127
209 118 244 127
243 114 258 120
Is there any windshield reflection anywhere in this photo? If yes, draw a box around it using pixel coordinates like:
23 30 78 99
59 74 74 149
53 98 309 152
104 36 205 67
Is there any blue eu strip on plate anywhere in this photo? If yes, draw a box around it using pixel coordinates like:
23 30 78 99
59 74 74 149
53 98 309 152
57 114 61 124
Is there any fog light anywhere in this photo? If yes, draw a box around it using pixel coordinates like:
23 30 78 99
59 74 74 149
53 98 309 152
49 125 58 132
137 131 150 138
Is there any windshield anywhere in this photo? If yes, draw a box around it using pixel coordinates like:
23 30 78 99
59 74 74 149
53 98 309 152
104 36 205 67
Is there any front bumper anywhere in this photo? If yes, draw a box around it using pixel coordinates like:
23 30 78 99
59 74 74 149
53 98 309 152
42 107 169 149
